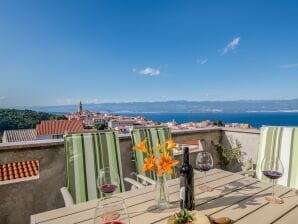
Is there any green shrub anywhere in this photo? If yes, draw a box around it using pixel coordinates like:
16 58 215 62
213 137 242 168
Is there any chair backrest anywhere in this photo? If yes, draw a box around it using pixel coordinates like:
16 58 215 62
131 126 176 180
64 131 125 204
256 126 298 189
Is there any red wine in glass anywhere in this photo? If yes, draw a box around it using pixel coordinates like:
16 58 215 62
198 164 212 172
104 221 125 224
100 184 118 194
196 152 214 192
262 170 283 180
94 196 130 224
261 157 284 204
97 167 120 197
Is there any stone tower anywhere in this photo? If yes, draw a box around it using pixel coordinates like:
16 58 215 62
78 101 83 113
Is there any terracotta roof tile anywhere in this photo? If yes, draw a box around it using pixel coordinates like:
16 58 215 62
36 120 84 135
3 129 37 142
0 160 39 181
179 140 199 145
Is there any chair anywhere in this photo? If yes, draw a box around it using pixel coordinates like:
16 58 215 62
131 126 177 184
60 187 74 207
255 126 298 189
61 131 143 206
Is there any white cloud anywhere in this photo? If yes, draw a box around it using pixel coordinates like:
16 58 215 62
132 68 137 72
279 63 298 68
134 67 160 76
197 58 208 65
0 96 6 100
222 37 240 55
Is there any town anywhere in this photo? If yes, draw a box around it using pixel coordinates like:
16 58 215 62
67 101 252 132
2 101 252 143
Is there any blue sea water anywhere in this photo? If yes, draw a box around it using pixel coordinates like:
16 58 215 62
119 112 298 129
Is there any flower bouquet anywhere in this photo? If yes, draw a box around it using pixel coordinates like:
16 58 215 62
133 138 179 209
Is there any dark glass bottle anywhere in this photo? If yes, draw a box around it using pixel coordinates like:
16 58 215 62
179 147 195 210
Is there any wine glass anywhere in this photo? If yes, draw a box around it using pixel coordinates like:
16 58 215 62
196 151 214 192
97 167 120 197
94 196 130 224
261 156 284 204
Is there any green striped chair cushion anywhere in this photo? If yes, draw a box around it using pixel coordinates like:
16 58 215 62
131 127 177 180
256 126 298 189
64 131 125 204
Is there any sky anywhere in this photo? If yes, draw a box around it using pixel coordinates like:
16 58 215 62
0 0 298 107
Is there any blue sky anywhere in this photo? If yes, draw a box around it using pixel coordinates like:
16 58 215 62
0 0 298 107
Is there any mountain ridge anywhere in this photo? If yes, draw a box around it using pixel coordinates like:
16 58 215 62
16 99 298 114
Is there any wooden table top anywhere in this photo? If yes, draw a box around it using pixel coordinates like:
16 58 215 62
31 169 298 224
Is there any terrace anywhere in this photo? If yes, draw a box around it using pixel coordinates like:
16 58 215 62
0 127 261 223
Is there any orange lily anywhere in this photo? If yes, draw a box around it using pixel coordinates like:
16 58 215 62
157 153 179 175
166 138 177 151
133 139 148 153
142 154 156 172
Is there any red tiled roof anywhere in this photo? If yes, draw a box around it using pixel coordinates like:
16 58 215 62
36 120 84 135
178 140 199 145
3 129 37 143
0 160 39 181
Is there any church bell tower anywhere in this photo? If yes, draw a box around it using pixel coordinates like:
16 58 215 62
78 101 83 113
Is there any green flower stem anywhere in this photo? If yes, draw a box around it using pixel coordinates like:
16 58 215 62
160 175 164 202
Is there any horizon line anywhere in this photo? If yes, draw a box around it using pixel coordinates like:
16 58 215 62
3 98 297 109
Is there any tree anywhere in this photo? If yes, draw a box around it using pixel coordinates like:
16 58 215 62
49 114 67 120
214 120 224 127
94 123 107 130
0 109 66 133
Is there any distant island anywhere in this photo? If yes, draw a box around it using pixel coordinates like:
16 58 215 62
19 99 298 114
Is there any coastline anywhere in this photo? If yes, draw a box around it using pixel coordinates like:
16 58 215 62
118 112 298 129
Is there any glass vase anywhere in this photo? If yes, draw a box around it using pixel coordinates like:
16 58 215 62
155 174 169 210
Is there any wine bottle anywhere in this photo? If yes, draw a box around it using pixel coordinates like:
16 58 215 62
179 147 195 210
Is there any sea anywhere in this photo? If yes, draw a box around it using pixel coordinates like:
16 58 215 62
118 112 298 129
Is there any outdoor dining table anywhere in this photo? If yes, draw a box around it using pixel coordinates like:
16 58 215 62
31 168 298 224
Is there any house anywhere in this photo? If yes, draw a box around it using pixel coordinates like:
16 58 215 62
35 120 84 140
2 129 37 143
108 119 136 129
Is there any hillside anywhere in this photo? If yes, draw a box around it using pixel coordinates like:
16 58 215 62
0 109 67 133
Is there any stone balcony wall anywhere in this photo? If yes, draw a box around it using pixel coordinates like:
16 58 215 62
221 128 260 163
221 128 260 173
0 127 259 224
